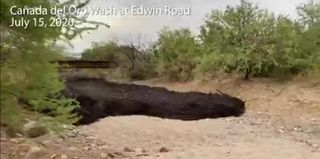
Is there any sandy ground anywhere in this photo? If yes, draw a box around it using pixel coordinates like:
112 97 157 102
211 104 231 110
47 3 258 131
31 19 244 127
79 79 320 159
81 115 320 159
1 79 320 159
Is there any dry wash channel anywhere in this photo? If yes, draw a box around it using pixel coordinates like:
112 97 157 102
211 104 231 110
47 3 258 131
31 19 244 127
64 76 246 124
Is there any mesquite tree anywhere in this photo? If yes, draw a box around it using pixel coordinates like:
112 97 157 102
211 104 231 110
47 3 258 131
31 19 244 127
0 0 109 126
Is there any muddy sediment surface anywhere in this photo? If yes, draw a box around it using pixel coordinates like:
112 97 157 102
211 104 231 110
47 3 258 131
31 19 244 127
64 76 245 124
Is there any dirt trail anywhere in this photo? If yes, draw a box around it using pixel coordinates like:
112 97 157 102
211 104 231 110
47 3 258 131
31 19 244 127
79 79 320 159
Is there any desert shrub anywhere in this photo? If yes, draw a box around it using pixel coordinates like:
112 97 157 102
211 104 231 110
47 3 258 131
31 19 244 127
153 28 200 81
81 41 155 80
0 41 80 127
198 0 276 79
197 0 320 79
82 42 124 62
79 0 319 82
1 0 107 130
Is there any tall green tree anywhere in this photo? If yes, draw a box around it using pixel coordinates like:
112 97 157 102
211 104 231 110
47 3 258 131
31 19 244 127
297 0 320 70
200 0 276 79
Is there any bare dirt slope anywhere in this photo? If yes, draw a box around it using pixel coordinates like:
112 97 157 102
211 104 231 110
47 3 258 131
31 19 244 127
79 79 320 159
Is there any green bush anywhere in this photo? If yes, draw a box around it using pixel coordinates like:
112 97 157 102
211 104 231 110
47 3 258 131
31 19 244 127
0 43 80 127
1 0 107 131
197 0 320 79
77 0 319 82
81 41 155 80
153 28 200 81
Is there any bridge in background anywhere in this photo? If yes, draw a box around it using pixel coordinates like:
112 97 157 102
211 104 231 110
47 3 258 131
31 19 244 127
55 60 117 69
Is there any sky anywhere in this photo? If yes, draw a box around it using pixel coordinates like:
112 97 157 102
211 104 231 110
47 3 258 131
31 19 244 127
66 0 310 54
